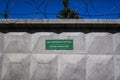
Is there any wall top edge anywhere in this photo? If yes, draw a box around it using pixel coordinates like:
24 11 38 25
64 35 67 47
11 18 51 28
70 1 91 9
0 19 120 24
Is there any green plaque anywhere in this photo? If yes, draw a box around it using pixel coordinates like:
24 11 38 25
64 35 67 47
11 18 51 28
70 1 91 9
46 40 73 50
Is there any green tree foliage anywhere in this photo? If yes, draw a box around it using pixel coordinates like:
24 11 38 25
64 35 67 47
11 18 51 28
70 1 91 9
62 0 69 8
57 0 80 19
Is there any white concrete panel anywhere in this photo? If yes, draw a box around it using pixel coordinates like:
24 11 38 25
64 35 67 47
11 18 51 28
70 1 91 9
86 33 113 54
0 54 3 80
59 32 86 54
58 54 86 80
4 32 31 53
30 54 58 80
114 33 120 54
0 33 4 53
115 55 120 80
86 55 114 80
2 54 30 80
32 32 59 53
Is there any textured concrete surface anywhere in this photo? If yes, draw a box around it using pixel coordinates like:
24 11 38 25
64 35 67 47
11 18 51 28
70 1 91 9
30 54 58 80
86 55 114 80
114 33 120 54
0 33 3 53
0 32 119 80
58 54 86 80
86 33 113 54
4 33 31 53
115 55 120 80
2 54 30 80
32 32 59 53
59 33 85 54
0 54 3 80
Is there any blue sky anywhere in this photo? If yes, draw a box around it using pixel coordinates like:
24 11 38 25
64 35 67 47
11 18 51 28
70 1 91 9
0 0 120 19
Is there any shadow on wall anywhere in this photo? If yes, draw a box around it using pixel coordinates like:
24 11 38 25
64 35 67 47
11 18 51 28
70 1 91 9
0 24 120 33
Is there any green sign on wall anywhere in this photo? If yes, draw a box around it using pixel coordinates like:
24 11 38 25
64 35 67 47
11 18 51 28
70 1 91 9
46 40 73 50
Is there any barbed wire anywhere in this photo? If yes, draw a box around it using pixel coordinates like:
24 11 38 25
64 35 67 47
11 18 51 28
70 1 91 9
0 12 119 16
0 0 120 19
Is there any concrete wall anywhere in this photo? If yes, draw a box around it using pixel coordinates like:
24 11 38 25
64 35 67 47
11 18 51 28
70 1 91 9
1 19 120 24
0 32 120 80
